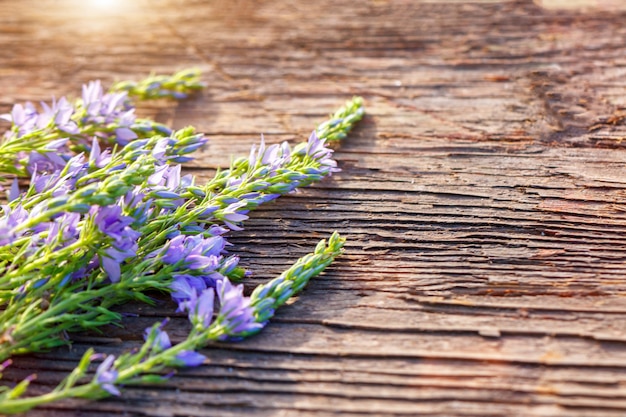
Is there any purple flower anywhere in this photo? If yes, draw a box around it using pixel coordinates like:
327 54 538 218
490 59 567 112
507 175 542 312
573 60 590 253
93 205 141 281
95 355 120 396
151 190 180 199
305 130 339 175
174 350 207 367
27 151 67 175
82 80 138 145
94 205 135 240
0 224 17 247
82 80 104 109
161 235 226 274
152 137 169 162
144 324 172 351
44 212 80 247
208 224 229 236
30 167 80 198
305 130 326 157
161 235 186 264
184 254 219 271
40 97 79 134
169 155 193 163
82 81 129 124
166 164 181 189
178 142 205 155
8 178 20 202
100 252 121 282
65 153 89 179
218 201 249 231
219 255 240 276
1 102 39 137
123 188 152 226
246 136 295 178
147 165 169 186
170 274 207 308
89 138 112 168
100 236 139 282
114 127 138 145
216 279 263 340
0 204 29 246
189 288 215 328
193 235 226 257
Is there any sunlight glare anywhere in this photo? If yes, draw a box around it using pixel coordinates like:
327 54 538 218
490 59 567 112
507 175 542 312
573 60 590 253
88 0 124 11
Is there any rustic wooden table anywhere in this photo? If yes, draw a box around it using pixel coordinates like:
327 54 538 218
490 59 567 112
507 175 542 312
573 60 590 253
2 0 626 416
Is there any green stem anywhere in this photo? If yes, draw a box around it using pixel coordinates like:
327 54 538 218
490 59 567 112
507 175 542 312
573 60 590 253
0 381 98 414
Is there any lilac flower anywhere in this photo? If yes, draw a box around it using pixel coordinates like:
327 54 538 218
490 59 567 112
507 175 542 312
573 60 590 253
184 254 219 271
82 81 129 124
189 288 215 328
27 151 67 175
81 80 138 145
247 135 293 175
174 350 207 367
170 274 207 307
161 235 226 274
94 206 136 241
94 355 120 396
144 324 172 351
160 235 186 264
0 226 15 247
44 212 80 247
64 153 90 187
147 165 169 186
8 178 20 202
216 279 263 340
218 201 249 231
89 138 112 168
219 255 240 276
152 137 169 162
100 248 125 282
82 80 104 110
302 130 339 176
166 164 181 189
1 102 39 137
0 204 29 246
208 224 229 236
30 169 76 197
122 187 146 208
100 231 140 281
93 205 141 281
39 97 79 134
114 128 138 146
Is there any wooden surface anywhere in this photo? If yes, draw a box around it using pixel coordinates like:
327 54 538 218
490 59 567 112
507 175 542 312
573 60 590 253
2 0 626 416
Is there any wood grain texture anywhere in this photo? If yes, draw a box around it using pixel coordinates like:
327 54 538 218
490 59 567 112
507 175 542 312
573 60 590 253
2 0 626 416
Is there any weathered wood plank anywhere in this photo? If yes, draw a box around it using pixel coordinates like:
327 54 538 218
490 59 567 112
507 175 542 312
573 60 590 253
2 0 626 416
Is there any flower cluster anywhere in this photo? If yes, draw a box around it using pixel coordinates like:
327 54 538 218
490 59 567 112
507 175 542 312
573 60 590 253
0 69 202 178
0 70 363 413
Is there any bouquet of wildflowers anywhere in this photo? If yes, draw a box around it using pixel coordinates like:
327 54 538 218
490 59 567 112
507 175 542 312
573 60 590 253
0 69 364 413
